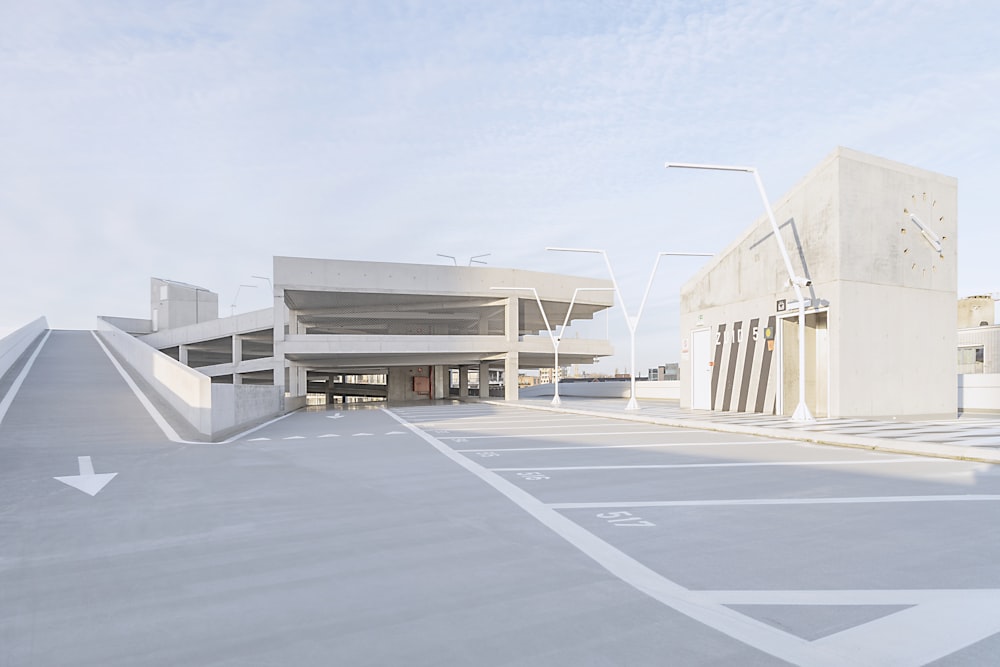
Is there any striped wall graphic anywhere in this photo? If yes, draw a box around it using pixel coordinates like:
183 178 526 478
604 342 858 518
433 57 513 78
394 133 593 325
709 315 777 414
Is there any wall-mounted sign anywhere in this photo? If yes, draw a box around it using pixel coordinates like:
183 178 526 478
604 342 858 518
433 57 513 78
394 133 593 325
776 299 787 312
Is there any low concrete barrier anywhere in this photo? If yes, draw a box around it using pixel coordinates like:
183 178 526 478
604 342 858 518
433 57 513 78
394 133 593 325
637 380 681 400
99 316 152 335
958 374 1000 413
97 317 282 439
212 384 285 435
519 379 680 400
97 316 213 435
0 317 48 380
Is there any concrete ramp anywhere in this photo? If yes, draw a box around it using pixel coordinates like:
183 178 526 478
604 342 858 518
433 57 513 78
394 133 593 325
0 330 167 446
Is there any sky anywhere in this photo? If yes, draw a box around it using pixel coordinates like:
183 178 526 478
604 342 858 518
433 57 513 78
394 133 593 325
2 0 998 374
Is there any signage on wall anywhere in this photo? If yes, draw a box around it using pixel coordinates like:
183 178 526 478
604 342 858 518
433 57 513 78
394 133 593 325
776 299 787 312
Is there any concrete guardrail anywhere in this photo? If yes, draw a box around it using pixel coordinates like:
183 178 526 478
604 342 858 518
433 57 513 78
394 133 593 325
958 374 1000 413
519 380 680 400
96 317 282 439
0 317 48 381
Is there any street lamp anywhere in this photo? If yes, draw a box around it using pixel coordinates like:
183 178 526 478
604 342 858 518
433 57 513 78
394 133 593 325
664 161 816 422
547 248 713 411
491 286 613 406
438 253 492 266
230 284 257 316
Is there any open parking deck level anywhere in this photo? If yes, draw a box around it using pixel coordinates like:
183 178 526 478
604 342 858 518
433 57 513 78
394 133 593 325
2 332 1000 666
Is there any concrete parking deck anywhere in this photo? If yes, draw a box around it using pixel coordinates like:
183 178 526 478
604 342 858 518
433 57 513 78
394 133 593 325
3 332 1000 665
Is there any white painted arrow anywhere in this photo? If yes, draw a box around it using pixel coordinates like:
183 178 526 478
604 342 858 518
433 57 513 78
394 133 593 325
326 414 344 420
54 456 117 497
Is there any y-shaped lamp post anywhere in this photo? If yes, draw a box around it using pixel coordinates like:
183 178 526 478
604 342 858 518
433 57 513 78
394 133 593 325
490 286 614 406
546 249 713 411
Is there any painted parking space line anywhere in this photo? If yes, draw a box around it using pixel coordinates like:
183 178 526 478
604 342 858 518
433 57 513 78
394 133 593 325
388 404 1000 663
415 417 608 428
489 458 935 472
437 430 681 440
453 440 771 453
713 589 1000 667
381 406 846 666
548 494 1000 509
418 422 683 433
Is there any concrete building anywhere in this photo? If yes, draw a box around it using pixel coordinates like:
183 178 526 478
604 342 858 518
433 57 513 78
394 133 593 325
648 364 679 382
98 257 614 436
679 147 958 419
957 295 1000 412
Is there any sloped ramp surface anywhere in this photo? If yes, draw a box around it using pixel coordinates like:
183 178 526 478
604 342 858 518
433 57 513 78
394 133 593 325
0 329 167 446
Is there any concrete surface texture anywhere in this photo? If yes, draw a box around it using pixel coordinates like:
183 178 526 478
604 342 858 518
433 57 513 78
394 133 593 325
3 330 1000 665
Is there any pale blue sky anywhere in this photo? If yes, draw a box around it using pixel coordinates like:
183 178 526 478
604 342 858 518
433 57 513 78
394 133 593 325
2 1 997 372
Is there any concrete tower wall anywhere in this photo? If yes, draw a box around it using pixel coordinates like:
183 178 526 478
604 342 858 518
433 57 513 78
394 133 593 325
680 148 957 419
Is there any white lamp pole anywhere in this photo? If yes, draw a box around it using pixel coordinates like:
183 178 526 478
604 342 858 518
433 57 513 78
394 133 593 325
231 284 257 317
664 161 815 422
489 286 613 406
547 248 713 411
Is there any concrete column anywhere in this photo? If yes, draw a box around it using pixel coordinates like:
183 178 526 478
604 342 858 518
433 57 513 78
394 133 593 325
179 344 189 366
288 363 307 397
232 335 243 385
273 293 287 391
504 296 519 401
433 365 447 399
506 296 519 343
504 351 519 401
479 361 490 398
459 366 469 398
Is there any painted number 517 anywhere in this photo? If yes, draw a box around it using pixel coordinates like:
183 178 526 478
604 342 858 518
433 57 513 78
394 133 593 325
596 511 655 527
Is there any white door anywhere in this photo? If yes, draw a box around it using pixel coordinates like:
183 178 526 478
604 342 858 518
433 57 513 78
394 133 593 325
691 328 712 410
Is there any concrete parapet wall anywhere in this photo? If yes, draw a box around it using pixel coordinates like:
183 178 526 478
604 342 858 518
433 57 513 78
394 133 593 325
637 381 682 400
99 316 153 335
0 317 48 380
211 384 284 434
141 308 273 349
519 381 618 398
98 317 285 438
520 380 680 400
285 395 308 412
97 316 213 435
958 374 1000 413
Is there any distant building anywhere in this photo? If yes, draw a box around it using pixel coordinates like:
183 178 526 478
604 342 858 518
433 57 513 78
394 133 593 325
648 364 679 381
957 296 998 375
